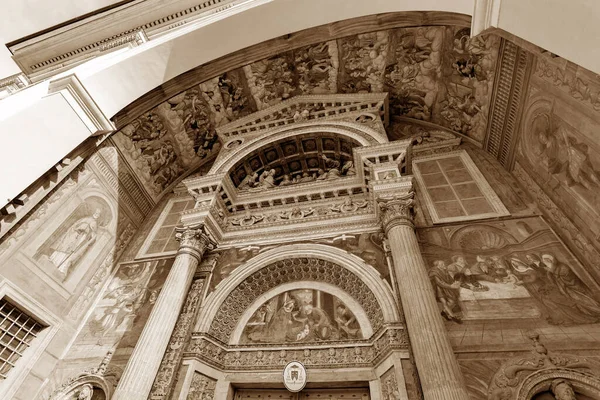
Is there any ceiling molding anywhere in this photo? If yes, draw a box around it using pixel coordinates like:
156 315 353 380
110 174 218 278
47 74 115 135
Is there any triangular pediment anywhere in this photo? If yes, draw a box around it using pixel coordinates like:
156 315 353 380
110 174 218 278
216 93 389 140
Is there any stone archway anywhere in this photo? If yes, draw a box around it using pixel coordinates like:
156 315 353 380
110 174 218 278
196 243 401 337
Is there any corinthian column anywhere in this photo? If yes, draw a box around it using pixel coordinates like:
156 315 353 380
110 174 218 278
378 191 469 400
112 224 213 400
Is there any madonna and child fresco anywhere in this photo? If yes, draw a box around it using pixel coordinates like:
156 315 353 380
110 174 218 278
241 289 362 344
419 217 600 325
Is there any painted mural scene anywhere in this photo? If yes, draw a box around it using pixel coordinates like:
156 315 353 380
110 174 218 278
3 5 600 400
241 289 362 344
420 217 600 326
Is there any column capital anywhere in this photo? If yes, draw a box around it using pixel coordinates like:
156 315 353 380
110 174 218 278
175 224 215 261
377 191 415 233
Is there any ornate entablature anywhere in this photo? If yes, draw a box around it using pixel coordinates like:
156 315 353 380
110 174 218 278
185 325 408 371
175 93 460 246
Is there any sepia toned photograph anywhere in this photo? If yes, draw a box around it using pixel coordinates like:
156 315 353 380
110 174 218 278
0 1 599 399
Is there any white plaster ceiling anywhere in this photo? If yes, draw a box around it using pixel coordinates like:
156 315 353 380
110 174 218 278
0 0 125 76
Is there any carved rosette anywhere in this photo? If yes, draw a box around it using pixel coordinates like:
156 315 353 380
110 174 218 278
175 225 214 261
149 278 206 400
377 191 415 233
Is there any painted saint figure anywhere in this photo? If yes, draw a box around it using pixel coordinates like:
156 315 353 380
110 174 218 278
49 208 102 275
541 253 600 322
428 260 462 323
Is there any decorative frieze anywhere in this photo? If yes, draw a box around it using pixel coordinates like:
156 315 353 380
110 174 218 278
10 0 243 78
186 325 408 370
535 55 600 113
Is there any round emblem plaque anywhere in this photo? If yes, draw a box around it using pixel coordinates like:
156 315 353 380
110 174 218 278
283 361 307 392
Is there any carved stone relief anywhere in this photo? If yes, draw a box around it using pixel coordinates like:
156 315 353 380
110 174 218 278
186 372 216 400
186 325 407 370
114 98 220 198
224 197 371 230
338 32 388 93
150 278 206 399
380 367 403 400
384 27 443 122
45 351 116 400
487 333 600 400
436 28 500 142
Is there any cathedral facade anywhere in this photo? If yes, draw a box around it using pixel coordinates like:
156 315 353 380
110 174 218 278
0 4 600 400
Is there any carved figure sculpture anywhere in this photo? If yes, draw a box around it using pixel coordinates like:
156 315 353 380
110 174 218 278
316 169 328 180
488 332 600 399
238 172 259 190
296 172 315 183
258 169 277 188
76 384 93 400
49 208 102 275
279 174 293 186
321 154 341 175
342 160 356 176
551 379 577 400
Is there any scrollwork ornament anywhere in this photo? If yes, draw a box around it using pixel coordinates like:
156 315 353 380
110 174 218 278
377 191 415 232
487 332 600 400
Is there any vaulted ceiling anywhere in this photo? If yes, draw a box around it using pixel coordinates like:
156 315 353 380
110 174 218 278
111 16 501 201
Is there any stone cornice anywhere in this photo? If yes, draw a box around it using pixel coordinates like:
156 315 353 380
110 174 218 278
47 74 115 135
9 0 245 79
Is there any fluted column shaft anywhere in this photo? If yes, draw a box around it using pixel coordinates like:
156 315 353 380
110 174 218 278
379 192 469 400
112 225 212 400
